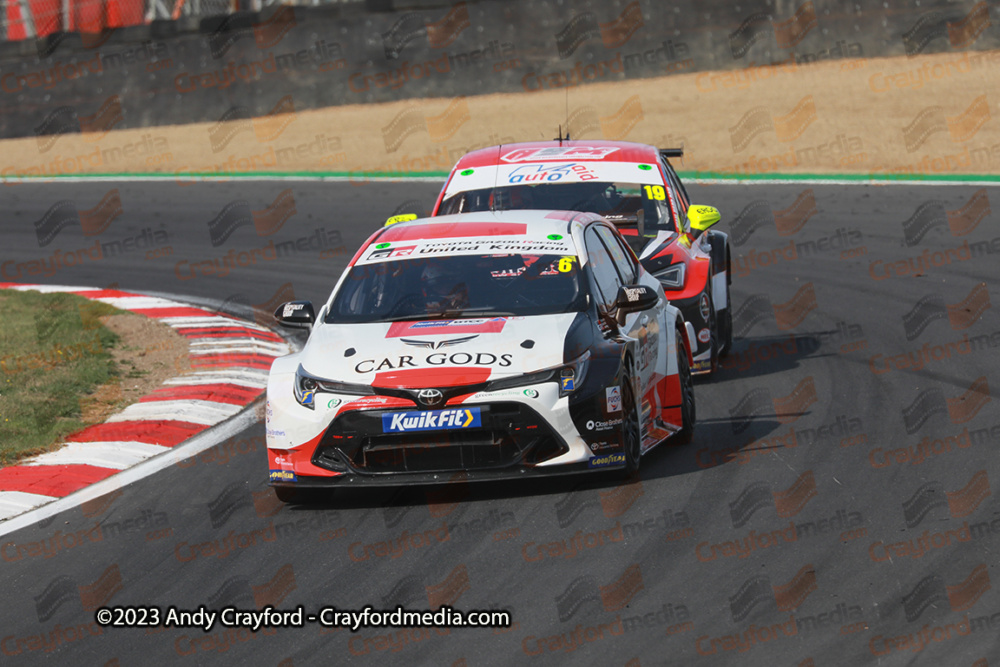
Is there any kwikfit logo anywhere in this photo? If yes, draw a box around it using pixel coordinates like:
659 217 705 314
382 408 480 432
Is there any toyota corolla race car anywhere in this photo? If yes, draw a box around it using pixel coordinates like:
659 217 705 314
428 141 732 375
266 210 695 502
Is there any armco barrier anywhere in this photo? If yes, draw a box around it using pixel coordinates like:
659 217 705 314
0 0 997 141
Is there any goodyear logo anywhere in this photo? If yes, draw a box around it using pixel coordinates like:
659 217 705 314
382 407 482 433
588 453 626 468
269 470 297 482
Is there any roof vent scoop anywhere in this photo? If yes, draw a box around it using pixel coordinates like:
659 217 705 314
521 340 535 349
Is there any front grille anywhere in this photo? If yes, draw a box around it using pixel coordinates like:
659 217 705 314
311 402 567 474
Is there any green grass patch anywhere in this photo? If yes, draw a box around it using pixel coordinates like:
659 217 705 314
0 290 121 465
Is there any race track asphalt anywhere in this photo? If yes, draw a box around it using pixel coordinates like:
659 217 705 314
1 179 998 666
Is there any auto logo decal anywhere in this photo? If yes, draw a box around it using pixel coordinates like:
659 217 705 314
700 294 711 320
417 388 445 407
401 335 480 349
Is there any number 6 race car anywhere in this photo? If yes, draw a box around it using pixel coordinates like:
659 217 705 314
266 209 696 502
428 140 732 375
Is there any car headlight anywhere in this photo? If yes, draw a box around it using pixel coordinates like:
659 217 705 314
294 366 374 410
655 263 686 289
484 351 590 398
485 368 556 392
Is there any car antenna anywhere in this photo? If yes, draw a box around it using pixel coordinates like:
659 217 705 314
491 142 501 212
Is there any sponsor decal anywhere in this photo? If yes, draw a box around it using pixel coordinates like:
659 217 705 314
282 303 304 317
358 238 572 264
300 391 315 406
366 244 416 261
589 453 626 468
326 398 342 409
354 351 512 373
269 470 297 482
698 328 711 343
382 407 482 432
500 146 621 162
507 162 597 183
523 389 539 398
606 386 622 413
561 376 575 392
500 146 618 162
351 396 391 406
623 287 643 302
586 418 623 432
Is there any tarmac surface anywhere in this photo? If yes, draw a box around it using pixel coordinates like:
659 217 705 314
0 179 997 665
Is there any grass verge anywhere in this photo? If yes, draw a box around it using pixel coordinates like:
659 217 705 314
0 290 120 465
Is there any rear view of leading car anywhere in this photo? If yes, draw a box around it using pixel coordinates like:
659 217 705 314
266 210 695 501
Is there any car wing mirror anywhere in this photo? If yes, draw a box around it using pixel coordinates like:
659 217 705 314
687 205 721 234
615 284 659 325
385 213 418 227
274 300 315 329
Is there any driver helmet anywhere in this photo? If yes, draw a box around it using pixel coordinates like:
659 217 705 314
421 264 465 303
489 187 526 211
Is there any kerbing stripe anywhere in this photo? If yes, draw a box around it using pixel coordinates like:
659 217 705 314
106 400 243 425
164 370 268 388
0 491 58 519
161 316 271 330
188 341 290 356
23 442 170 470
91 296 191 310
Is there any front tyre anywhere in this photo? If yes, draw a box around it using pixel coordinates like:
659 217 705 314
709 232 733 357
621 370 642 476
718 269 733 356
674 331 696 444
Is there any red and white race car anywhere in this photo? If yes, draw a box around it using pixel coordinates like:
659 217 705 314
427 141 732 375
266 210 696 501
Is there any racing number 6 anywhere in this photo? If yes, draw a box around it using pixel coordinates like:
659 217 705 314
643 185 666 200
558 257 574 272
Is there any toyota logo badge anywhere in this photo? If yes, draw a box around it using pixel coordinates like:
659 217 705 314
417 388 444 406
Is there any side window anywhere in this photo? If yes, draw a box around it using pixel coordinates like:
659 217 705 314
596 226 636 284
585 227 622 310
660 158 689 231
664 161 691 209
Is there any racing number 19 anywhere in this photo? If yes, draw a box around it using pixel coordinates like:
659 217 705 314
643 185 666 200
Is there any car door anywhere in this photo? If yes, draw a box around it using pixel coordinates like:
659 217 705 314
596 225 661 395
585 225 659 435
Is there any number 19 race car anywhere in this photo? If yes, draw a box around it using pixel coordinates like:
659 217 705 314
266 209 695 502
427 140 732 375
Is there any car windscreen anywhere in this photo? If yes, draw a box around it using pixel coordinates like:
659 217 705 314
326 253 587 323
438 181 676 234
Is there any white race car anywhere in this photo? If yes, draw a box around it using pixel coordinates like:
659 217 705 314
266 210 696 502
